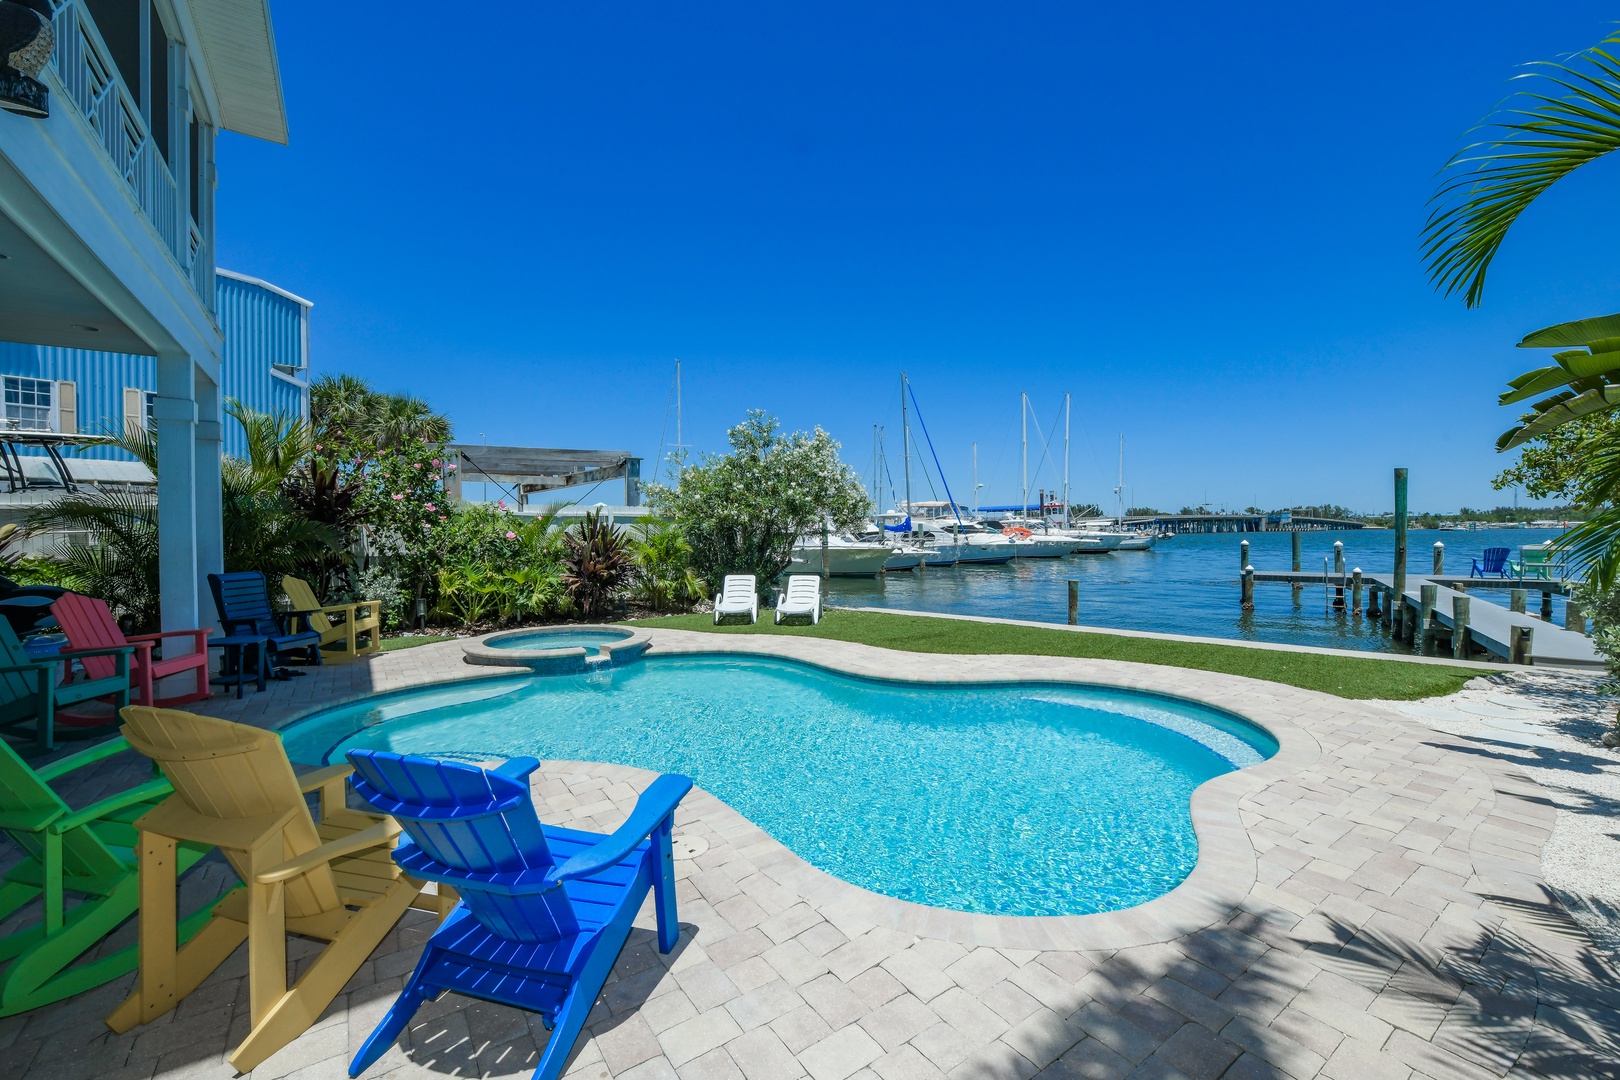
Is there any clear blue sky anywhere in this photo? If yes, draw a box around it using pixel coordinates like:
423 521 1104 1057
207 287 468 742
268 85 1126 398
217 2 1620 514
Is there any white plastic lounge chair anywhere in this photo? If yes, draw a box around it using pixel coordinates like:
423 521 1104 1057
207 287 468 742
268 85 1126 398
713 575 758 624
775 575 822 625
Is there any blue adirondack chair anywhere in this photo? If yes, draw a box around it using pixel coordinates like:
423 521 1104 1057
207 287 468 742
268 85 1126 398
1471 547 1511 578
206 572 323 668
344 751 692 1080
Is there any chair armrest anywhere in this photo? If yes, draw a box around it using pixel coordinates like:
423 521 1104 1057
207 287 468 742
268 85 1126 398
0 806 61 832
57 645 138 659
255 819 401 884
51 777 172 834
547 774 693 887
125 630 208 645
36 735 135 781
0 660 57 676
296 763 354 793
490 757 541 783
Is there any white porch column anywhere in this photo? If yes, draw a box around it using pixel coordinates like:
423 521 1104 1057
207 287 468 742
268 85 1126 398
193 369 224 625
154 356 202 696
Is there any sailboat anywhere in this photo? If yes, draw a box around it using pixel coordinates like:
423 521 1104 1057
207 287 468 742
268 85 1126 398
1110 434 1155 550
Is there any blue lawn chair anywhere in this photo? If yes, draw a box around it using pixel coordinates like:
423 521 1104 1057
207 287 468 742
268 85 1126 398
1471 547 1511 579
206 572 323 668
344 751 692 1080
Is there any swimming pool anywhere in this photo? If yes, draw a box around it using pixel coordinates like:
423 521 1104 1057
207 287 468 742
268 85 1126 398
484 629 632 650
280 655 1277 917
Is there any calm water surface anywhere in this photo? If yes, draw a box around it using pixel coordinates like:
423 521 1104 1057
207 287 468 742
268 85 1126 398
826 528 1568 653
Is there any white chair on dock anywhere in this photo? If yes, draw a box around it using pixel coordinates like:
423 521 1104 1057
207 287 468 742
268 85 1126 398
713 575 759 624
775 575 822 625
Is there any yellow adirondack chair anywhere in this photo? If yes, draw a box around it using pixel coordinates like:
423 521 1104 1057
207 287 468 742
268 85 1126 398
281 576 382 660
107 707 429 1072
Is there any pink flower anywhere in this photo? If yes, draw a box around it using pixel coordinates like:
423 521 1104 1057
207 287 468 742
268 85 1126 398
447 463 457 471
391 493 404 501
440 515 448 522
425 503 436 512
505 531 517 540
413 463 422 469
315 444 323 451
497 500 507 510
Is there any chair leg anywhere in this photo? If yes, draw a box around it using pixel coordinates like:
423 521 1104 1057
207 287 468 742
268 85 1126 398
348 957 436 1077
653 818 680 954
529 978 599 1080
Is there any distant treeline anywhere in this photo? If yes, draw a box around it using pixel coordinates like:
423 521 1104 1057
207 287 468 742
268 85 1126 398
1124 504 1578 525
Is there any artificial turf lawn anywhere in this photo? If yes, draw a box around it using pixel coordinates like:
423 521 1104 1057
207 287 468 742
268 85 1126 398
627 608 1487 700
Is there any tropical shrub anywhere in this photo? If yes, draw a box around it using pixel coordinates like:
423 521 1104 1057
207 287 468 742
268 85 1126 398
563 510 632 618
644 411 871 591
628 521 706 612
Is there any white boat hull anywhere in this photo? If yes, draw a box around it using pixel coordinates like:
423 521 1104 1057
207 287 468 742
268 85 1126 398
787 545 894 577
884 549 923 571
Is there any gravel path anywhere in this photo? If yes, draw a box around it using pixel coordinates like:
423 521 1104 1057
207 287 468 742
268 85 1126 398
1380 668 1620 960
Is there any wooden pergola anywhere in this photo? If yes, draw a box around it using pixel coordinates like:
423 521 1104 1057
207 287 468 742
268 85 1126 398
445 444 642 506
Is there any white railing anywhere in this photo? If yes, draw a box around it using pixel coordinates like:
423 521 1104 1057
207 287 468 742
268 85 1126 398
48 1 211 312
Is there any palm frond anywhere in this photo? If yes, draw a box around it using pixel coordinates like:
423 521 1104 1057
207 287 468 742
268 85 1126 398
1424 36 1620 307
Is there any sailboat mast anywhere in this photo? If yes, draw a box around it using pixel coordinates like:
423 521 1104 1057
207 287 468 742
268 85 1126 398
901 373 913 536
1118 433 1125 523
1021 392 1028 517
972 442 978 514
674 359 682 470
1064 393 1071 528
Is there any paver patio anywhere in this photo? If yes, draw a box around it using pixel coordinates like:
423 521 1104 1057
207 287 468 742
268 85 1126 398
3 629 1617 1080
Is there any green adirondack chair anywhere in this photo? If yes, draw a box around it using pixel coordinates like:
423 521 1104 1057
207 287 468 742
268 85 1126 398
0 618 132 753
0 735 213 1016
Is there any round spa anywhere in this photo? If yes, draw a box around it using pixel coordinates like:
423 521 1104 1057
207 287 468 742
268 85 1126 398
461 625 651 674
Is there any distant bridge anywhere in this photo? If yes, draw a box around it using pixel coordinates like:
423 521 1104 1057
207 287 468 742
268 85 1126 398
1126 513 1366 534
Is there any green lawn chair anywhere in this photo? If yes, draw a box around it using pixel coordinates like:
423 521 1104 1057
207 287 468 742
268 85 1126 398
0 619 132 753
0 736 213 1016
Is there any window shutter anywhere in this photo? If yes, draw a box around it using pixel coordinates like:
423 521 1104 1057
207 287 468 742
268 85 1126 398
56 381 76 434
123 388 145 438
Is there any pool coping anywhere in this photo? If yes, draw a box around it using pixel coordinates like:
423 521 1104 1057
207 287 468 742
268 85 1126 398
461 624 653 673
624 628 1321 952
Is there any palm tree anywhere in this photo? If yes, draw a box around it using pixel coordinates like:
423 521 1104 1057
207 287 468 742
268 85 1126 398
29 402 339 631
310 374 452 449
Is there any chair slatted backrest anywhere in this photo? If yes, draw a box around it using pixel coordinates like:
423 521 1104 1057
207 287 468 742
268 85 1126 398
120 707 341 916
721 576 755 605
280 577 335 636
784 576 820 605
347 751 580 944
0 618 46 725
53 592 127 682
1482 547 1510 573
209 573 280 637
0 734 124 879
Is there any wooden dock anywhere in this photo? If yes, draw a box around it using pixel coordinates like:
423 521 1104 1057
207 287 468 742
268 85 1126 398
1249 570 1600 669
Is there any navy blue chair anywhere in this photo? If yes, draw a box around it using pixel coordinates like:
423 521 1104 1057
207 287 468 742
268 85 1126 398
206 572 323 668
1471 547 1511 579
344 751 691 1080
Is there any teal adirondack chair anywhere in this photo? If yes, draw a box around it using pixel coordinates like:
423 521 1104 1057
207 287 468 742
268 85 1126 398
0 736 213 1016
0 619 132 752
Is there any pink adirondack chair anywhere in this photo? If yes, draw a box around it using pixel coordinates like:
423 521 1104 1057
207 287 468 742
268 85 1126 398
51 594 211 707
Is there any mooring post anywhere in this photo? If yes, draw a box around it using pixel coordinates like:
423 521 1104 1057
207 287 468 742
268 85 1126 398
1332 542 1345 608
1366 582 1379 618
1510 588 1526 614
1240 539 1249 576
1381 585 1393 623
1433 541 1444 576
1566 590 1586 634
1541 590 1554 622
1452 595 1472 660
1351 568 1363 616
1242 565 1255 610
1393 467 1409 637
1068 579 1078 625
1419 583 1437 654
1510 624 1534 665
821 520 830 580
1291 530 1302 590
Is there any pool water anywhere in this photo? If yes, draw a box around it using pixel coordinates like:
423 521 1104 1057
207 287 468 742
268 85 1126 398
281 656 1276 917
486 629 632 650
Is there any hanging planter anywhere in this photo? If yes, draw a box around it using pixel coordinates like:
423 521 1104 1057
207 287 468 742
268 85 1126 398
0 0 51 118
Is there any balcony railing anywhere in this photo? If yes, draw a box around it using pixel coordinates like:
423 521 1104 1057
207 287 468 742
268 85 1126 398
48 0 212 312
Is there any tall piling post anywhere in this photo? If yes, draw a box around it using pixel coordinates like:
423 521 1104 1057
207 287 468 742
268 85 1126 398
1332 542 1345 609
1351 569 1363 616
1241 565 1255 610
1291 530 1302 590
1393 468 1409 638
1240 539 1249 576
1510 588 1527 614
821 520 830 580
1433 541 1444 576
1068 580 1078 625
1452 595 1472 660
1510 625 1534 665
1419 583 1437 655
1541 591 1554 622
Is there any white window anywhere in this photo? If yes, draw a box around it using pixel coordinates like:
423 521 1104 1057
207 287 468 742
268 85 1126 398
144 391 156 431
3 377 54 431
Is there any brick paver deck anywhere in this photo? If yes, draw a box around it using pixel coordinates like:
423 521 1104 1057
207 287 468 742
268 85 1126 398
3 630 1617 1080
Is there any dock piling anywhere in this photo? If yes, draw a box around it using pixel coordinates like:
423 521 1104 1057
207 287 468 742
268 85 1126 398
1419 584 1437 655
1541 591 1554 622
1393 468 1409 637
1510 589 1526 614
1068 579 1078 625
1240 540 1249 576
1452 595 1472 660
1291 531 1302 590
1566 590 1586 634
1241 565 1255 610
1351 568 1363 616
1332 542 1345 608
821 521 830 580
1510 624 1534 665
1381 585 1392 623
1433 541 1444 576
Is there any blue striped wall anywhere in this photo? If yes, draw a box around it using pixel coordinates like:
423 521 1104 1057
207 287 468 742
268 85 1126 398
0 271 310 460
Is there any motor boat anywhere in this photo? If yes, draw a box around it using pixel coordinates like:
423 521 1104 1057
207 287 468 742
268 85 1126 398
917 520 1015 565
883 546 924 571
786 533 896 577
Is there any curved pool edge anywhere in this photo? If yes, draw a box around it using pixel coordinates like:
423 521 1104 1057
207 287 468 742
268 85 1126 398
271 628 1323 950
462 625 653 673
